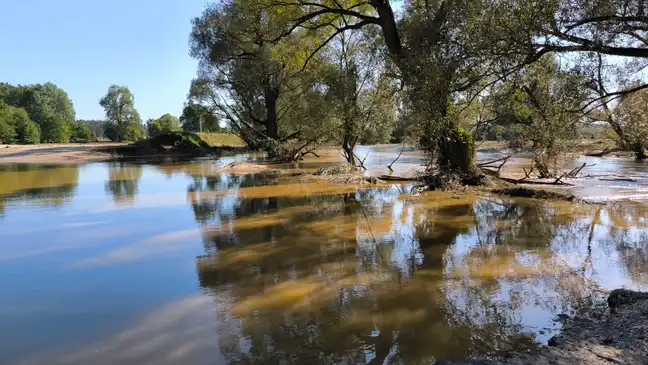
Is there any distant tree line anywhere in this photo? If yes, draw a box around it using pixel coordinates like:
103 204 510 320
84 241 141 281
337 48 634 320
0 82 95 144
0 82 227 145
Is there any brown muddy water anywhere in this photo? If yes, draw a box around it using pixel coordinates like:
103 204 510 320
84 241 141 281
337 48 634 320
1 150 648 364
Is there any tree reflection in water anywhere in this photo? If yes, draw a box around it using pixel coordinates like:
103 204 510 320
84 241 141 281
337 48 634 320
104 162 143 204
0 164 80 218
186 172 648 363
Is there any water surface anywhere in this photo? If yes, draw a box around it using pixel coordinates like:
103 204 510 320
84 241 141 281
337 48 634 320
1 156 648 364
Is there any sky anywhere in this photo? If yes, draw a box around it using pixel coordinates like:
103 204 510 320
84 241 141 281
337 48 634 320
0 0 210 121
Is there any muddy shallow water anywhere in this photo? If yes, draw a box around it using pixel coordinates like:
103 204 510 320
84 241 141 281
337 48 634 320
1 150 648 364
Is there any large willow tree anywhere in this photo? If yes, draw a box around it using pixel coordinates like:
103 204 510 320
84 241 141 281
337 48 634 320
263 0 525 181
189 0 333 158
267 0 648 180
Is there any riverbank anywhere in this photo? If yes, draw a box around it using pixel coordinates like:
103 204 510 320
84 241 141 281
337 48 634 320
0 142 125 164
0 133 247 165
437 291 648 365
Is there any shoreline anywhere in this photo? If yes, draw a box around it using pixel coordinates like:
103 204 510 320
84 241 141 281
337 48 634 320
0 142 126 164
436 290 648 365
0 142 249 165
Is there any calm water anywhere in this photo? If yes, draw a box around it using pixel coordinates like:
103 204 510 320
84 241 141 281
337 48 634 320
1 156 648 364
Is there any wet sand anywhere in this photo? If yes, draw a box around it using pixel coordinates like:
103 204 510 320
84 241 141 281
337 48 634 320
0 143 126 164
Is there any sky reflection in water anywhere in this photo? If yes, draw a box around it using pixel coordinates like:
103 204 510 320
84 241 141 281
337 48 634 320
0 158 647 364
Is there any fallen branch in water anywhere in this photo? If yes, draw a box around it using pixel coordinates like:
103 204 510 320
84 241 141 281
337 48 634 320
478 155 512 174
599 177 637 182
378 175 420 182
301 149 320 158
519 166 535 182
353 150 370 171
554 173 568 185
387 143 406 172
567 162 594 178
499 176 574 186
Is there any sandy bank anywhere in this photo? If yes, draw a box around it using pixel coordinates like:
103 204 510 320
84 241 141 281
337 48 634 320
0 143 127 164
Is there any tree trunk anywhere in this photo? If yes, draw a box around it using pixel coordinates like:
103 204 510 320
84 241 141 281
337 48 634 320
342 141 356 166
265 90 278 140
436 125 479 181
634 144 646 160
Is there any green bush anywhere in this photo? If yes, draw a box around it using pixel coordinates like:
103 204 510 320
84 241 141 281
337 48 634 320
0 119 15 143
146 118 163 138
71 121 97 143
15 119 40 144
104 122 120 141
0 104 41 144
40 115 71 143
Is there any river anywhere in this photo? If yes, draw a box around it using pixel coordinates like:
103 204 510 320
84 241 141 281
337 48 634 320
1 150 647 364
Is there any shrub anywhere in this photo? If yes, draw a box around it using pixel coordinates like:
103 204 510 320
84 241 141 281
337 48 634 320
40 115 71 143
0 119 15 143
70 121 97 143
15 119 40 144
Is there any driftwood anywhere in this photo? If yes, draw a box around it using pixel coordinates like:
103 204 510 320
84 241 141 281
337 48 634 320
599 177 637 182
478 155 512 174
301 150 320 158
566 162 595 178
585 147 621 157
377 175 420 182
387 143 406 172
499 176 574 186
353 151 370 171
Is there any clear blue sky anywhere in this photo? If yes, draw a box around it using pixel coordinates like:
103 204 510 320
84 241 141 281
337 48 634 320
0 0 210 121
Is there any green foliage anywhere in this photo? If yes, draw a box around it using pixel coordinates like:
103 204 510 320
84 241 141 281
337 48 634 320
181 104 221 132
484 55 588 176
145 118 162 138
0 83 75 126
146 114 180 137
457 127 475 162
0 119 15 144
0 103 41 144
16 119 41 144
614 90 648 157
103 122 120 142
0 82 75 143
189 0 336 157
40 115 71 143
70 121 97 143
78 120 106 140
99 85 142 141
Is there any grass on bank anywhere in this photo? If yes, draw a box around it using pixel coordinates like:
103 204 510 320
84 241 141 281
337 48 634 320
197 132 246 147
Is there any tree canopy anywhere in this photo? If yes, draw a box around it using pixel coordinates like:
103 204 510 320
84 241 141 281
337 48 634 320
146 113 181 137
99 85 144 141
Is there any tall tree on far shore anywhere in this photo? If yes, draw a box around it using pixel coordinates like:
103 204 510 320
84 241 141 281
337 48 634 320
0 82 75 126
146 113 180 137
180 104 221 133
99 85 144 141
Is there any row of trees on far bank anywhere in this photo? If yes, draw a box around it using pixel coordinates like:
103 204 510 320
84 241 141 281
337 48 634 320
0 82 95 144
0 82 225 145
186 0 648 180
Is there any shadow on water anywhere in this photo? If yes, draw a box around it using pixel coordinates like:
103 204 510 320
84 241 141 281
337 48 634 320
185 171 648 363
